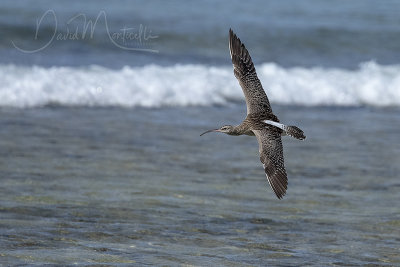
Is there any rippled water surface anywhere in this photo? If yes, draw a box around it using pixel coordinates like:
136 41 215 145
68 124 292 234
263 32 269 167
2 0 400 265
1 105 399 266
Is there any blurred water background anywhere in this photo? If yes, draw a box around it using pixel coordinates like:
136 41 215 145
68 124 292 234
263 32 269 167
0 0 399 265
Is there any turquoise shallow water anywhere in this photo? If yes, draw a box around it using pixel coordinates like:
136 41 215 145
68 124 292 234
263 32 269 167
0 105 399 266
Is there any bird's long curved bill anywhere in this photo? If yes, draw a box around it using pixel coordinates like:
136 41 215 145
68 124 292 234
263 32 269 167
200 129 219 136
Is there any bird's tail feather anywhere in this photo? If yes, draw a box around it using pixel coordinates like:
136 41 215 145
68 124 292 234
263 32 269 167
284 126 306 140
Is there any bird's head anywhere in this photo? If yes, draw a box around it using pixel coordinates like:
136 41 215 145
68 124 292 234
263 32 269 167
200 125 236 136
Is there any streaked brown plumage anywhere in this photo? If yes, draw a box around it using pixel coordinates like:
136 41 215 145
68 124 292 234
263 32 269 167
201 29 305 199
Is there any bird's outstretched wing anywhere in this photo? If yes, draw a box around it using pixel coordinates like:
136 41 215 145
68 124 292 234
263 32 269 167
253 129 287 199
229 29 272 114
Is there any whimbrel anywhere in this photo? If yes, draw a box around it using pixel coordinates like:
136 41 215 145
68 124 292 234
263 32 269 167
201 29 306 199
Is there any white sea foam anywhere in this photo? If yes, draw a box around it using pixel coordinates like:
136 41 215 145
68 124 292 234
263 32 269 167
0 62 399 108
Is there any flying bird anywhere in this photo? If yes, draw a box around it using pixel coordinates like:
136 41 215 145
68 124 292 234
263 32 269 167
201 29 306 199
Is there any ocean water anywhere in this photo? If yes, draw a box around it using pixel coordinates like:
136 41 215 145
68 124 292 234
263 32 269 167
1 0 400 266
1 106 400 266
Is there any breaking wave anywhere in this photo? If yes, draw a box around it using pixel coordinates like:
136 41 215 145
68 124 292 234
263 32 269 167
0 61 399 108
